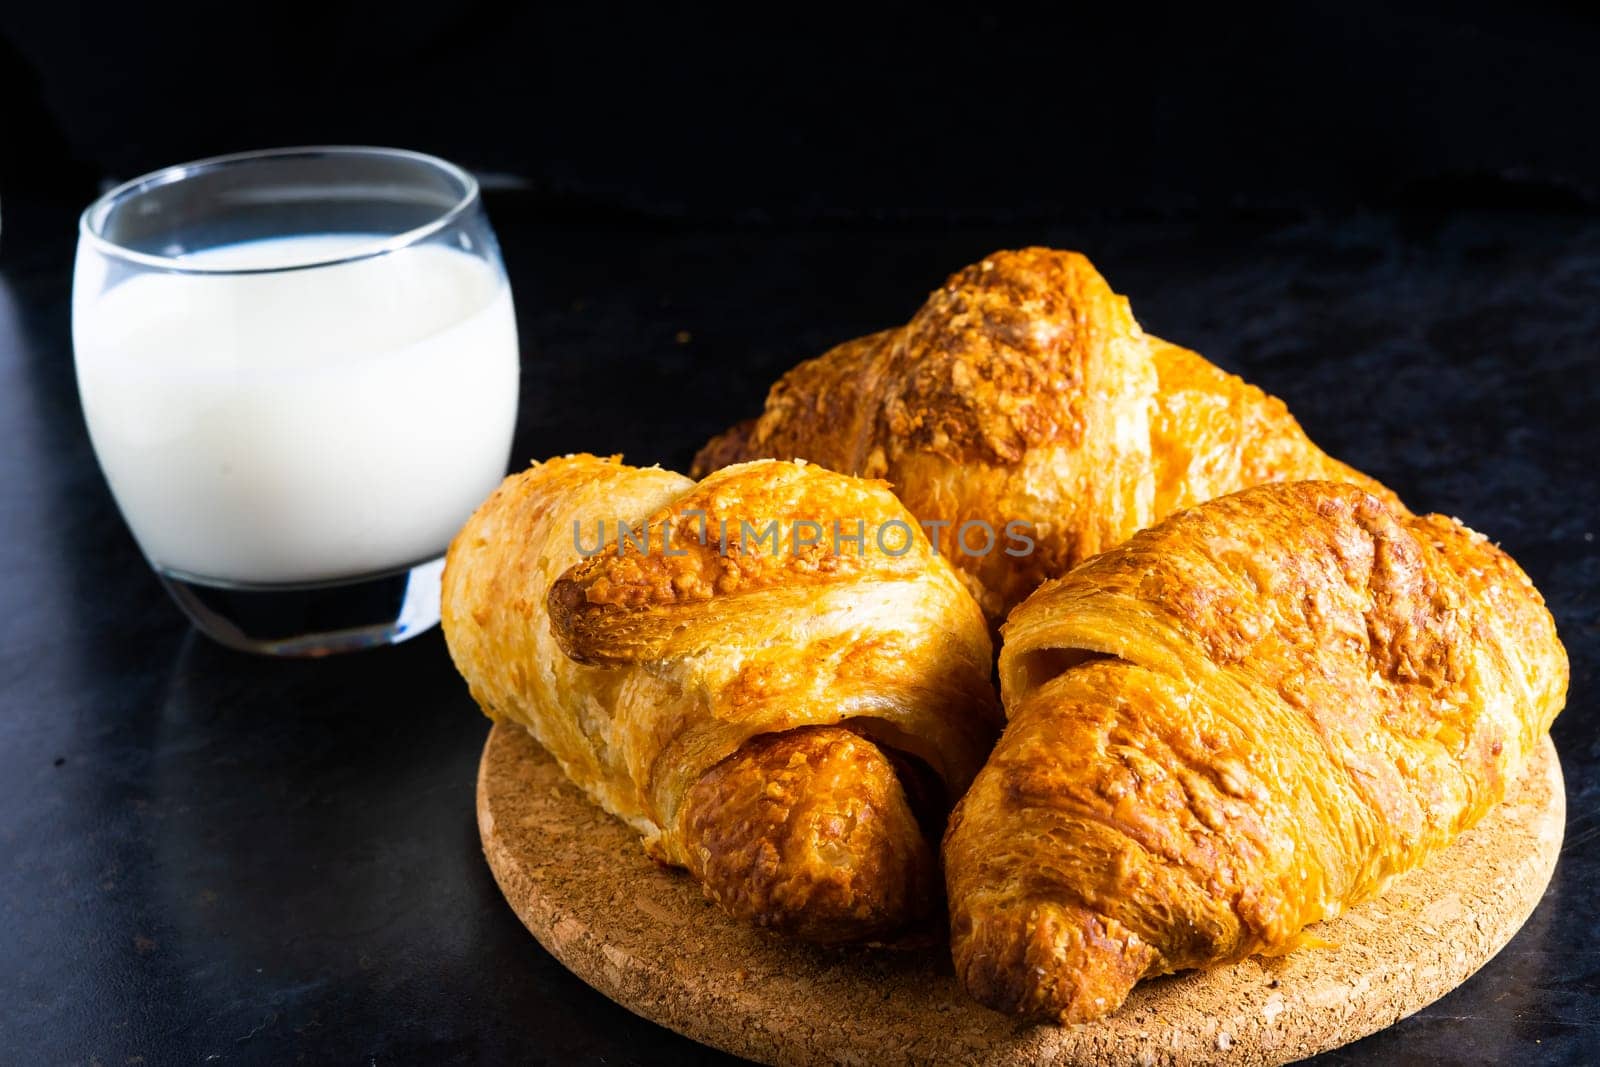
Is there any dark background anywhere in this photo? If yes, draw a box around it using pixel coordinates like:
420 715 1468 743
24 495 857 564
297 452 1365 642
2 5 1597 1065
5 4 1600 231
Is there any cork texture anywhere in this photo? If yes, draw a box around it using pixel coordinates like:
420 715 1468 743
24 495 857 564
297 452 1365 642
477 723 1564 1066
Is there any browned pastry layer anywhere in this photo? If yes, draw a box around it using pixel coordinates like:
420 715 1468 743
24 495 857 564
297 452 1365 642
681 726 936 944
944 481 1567 1023
442 454 999 944
694 249 1395 623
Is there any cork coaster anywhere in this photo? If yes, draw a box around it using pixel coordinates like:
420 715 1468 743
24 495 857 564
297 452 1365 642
478 724 1564 1066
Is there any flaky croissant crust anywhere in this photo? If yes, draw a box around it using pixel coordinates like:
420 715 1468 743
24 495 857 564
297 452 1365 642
695 248 1394 622
442 455 1001 942
944 481 1567 1023
537 457 1000 831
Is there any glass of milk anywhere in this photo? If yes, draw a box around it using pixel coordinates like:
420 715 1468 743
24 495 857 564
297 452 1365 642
73 147 519 655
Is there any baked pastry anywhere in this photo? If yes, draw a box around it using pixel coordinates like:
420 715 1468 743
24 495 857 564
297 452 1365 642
943 481 1567 1022
694 248 1396 623
442 454 1000 944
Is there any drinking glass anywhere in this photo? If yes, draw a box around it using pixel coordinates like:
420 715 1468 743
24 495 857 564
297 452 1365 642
73 147 519 655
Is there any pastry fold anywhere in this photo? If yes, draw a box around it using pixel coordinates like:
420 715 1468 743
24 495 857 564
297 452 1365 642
943 481 1566 1022
443 454 1000 943
695 248 1395 623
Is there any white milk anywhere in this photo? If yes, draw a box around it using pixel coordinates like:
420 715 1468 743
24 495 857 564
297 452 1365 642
73 235 518 585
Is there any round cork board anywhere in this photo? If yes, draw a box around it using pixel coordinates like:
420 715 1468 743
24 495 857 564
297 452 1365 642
478 723 1564 1066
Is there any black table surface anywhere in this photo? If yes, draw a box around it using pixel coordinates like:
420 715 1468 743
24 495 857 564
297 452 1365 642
2 194 1595 1065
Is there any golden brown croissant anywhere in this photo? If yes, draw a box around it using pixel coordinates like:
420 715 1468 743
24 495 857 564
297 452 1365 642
943 481 1567 1023
694 248 1396 623
442 454 1000 943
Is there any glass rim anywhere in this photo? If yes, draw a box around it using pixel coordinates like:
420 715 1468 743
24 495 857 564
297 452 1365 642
76 145 482 276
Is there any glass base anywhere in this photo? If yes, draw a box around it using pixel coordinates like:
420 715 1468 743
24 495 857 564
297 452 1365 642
157 557 444 656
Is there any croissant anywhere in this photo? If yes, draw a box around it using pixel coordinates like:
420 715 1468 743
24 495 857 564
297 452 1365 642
694 248 1397 624
442 454 1001 943
944 481 1567 1023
